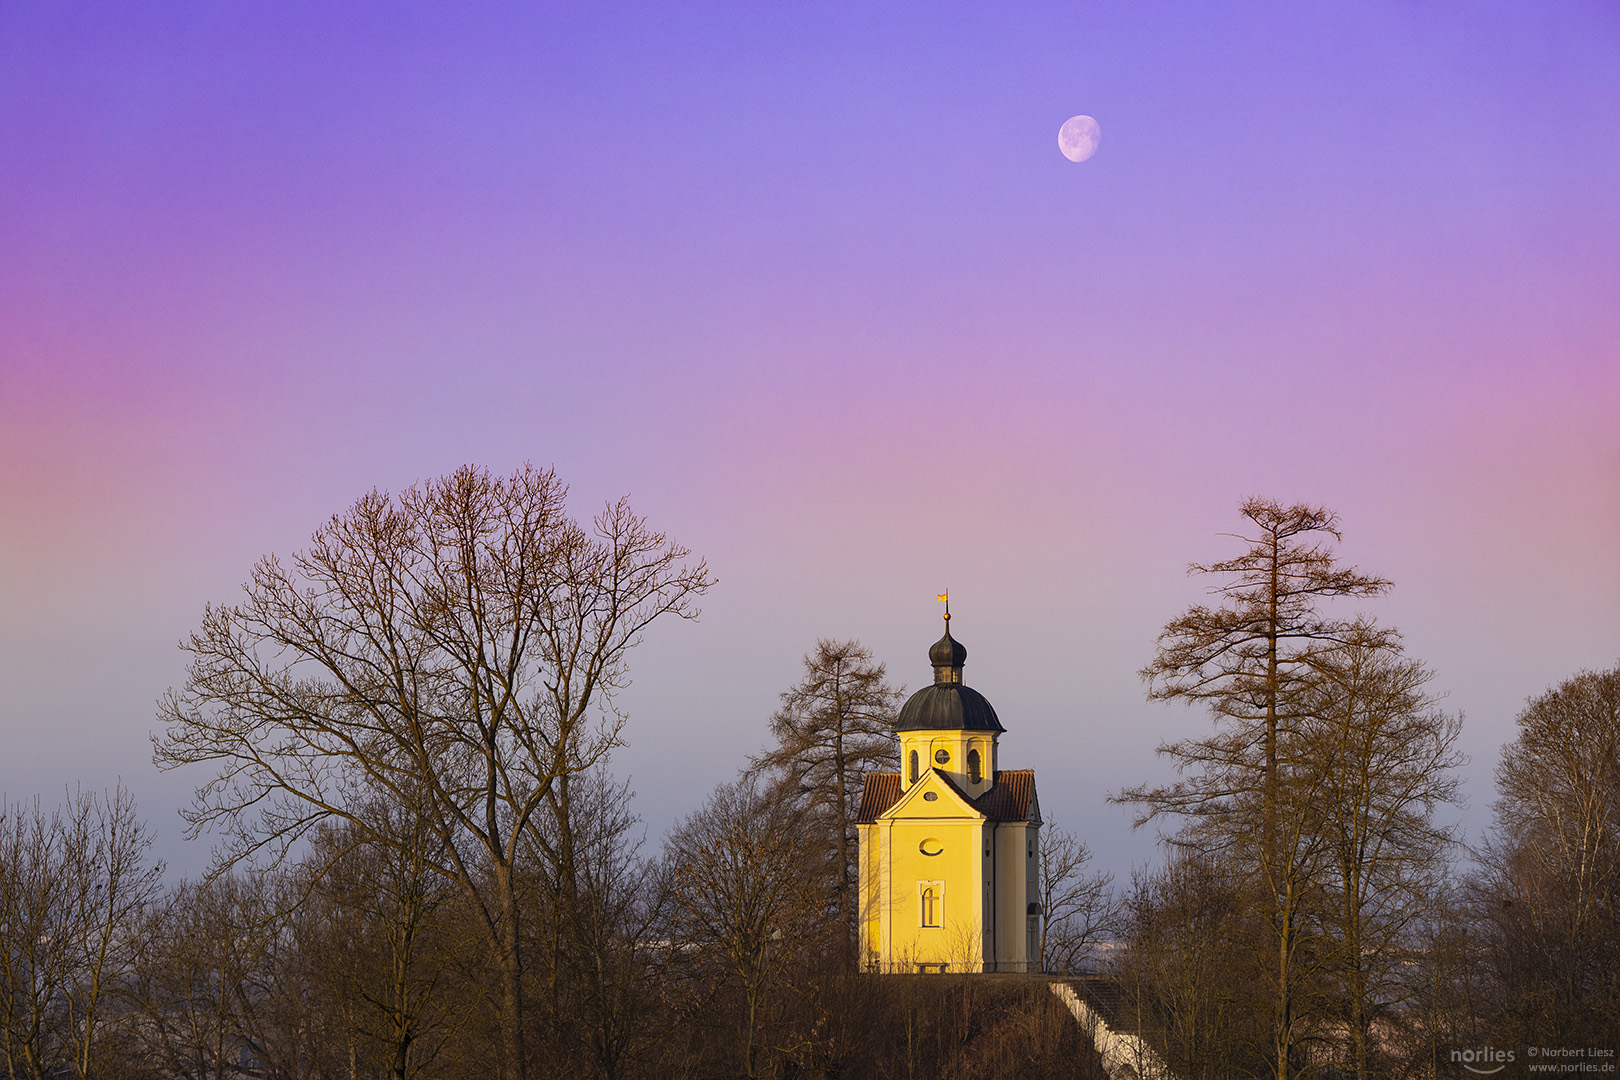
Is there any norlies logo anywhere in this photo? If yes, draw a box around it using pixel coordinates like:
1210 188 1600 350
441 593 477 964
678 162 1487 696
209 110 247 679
1454 1047 1517 1075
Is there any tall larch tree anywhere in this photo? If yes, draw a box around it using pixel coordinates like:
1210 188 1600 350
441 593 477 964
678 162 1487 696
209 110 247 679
749 639 902 956
1122 497 1391 1080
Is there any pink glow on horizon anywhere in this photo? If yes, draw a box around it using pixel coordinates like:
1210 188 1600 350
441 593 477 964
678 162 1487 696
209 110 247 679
2 1 1618 876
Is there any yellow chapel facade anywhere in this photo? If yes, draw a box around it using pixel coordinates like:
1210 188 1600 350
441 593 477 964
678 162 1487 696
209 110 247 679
856 620 1042 973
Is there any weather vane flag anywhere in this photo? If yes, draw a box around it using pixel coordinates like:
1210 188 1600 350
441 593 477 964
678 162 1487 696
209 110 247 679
938 590 950 621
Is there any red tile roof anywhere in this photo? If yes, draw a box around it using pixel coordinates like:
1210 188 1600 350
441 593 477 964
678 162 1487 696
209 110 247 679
973 770 1039 823
857 772 902 823
855 770 1039 824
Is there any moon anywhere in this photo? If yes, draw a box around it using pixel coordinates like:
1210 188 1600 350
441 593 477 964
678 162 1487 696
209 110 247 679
1058 115 1101 163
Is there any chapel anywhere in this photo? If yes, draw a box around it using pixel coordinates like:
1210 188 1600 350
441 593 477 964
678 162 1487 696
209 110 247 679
855 615 1042 973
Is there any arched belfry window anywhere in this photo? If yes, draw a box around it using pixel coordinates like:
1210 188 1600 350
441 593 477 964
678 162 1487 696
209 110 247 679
909 750 919 784
921 887 939 927
967 747 982 784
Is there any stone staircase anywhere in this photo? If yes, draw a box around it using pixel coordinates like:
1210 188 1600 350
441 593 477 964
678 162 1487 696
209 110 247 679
1068 975 1129 1031
1049 977 1177 1080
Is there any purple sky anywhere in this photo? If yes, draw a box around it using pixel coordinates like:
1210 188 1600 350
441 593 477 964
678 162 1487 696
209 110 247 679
3 2 1618 878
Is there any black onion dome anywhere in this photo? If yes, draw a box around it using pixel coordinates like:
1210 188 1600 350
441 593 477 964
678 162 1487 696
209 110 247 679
895 683 1004 732
900 625 997 735
895 625 1004 732
928 631 967 668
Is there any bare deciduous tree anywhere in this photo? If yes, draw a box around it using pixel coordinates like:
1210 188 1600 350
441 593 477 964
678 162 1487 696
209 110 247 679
531 768 663 1080
1037 826 1122 975
748 639 901 954
0 785 162 1080
662 779 826 1080
1137 498 1392 850
126 872 280 1080
1295 625 1464 1080
298 811 464 1080
153 464 712 1080
1476 661 1620 1046
1115 855 1267 1080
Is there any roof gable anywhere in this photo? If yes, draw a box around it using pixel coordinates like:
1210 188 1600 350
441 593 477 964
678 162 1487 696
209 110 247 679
881 768 985 820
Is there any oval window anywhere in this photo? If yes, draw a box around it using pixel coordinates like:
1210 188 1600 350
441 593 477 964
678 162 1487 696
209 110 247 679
934 749 950 765
919 838 943 856
922 791 939 802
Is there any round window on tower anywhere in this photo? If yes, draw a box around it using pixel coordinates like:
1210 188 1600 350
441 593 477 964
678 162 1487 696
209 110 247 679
934 749 950 765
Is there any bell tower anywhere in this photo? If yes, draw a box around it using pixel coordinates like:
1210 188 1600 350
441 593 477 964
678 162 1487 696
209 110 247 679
896 617 1001 800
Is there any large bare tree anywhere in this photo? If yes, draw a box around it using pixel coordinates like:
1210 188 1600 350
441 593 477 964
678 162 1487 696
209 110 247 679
748 639 901 953
153 464 712 1080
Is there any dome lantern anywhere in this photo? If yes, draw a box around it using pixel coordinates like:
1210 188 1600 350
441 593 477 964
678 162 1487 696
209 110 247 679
929 628 967 685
